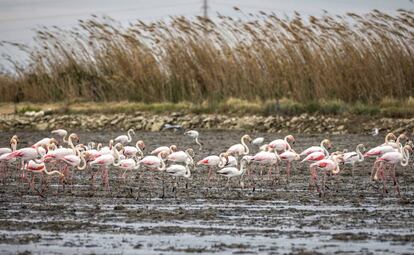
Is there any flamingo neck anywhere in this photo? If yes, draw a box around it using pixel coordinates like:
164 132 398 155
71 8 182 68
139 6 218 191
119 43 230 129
284 136 292 150
158 159 166 171
356 145 364 162
332 164 340 174
195 137 202 151
241 137 249 155
218 153 226 168
321 141 329 157
127 130 133 142
78 152 87 170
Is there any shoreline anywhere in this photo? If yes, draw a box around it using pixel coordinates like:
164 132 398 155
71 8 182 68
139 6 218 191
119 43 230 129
1 111 413 134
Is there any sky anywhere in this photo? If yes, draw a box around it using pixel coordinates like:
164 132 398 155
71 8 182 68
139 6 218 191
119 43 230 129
0 0 413 69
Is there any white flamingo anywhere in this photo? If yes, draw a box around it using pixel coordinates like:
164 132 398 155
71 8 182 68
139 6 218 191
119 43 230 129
114 129 135 144
184 130 202 150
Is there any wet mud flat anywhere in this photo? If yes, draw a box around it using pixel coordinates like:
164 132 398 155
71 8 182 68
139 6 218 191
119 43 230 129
0 131 414 254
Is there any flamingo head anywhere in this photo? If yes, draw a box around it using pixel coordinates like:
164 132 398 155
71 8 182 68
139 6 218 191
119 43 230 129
49 138 59 146
76 144 87 152
322 139 333 149
186 148 195 157
10 137 18 148
242 134 252 143
170 145 178 152
128 128 135 136
286 135 295 144
331 152 344 164
357 143 366 152
69 133 80 143
10 135 19 143
137 140 145 150
160 151 169 159
385 133 397 142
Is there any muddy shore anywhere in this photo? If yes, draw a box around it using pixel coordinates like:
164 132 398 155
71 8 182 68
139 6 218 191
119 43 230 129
0 131 413 254
1 111 414 134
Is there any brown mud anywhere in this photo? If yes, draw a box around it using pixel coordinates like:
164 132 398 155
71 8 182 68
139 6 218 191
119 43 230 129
0 131 413 254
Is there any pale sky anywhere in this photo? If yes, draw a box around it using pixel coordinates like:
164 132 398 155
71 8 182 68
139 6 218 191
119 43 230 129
0 0 413 69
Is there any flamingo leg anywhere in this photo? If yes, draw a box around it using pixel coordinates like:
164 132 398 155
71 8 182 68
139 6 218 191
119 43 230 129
208 166 212 183
371 160 379 181
286 162 291 184
391 164 400 198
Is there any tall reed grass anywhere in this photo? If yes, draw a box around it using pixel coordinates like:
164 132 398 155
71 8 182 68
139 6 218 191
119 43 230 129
0 9 413 104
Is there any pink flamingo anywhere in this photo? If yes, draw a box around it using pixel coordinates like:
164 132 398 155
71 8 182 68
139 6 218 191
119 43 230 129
226 134 252 157
197 153 227 182
0 135 18 156
167 148 194 165
26 160 64 196
300 139 332 157
6 144 45 183
123 140 145 158
279 149 300 182
114 129 135 144
89 144 121 191
151 145 177 155
0 136 19 182
251 147 281 180
59 148 87 188
269 135 295 152
309 154 344 196
374 144 411 197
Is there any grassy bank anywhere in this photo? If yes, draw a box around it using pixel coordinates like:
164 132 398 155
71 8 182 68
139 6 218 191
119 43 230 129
4 98 414 118
0 9 413 104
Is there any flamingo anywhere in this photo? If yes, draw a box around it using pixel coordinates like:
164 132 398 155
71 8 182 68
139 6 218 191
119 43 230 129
0 136 19 182
151 145 177 155
114 129 135 144
217 158 248 188
197 154 227 182
123 140 145 158
52 129 69 143
220 153 238 167
43 133 79 161
167 148 194 165
26 160 65 195
309 154 344 196
279 149 300 182
300 139 332 157
269 135 295 152
374 144 411 197
166 161 192 196
0 135 18 156
115 157 140 180
252 137 264 146
184 130 202 150
89 144 121 191
59 148 87 187
33 137 58 148
343 144 365 180
226 134 252 157
251 147 281 179
139 151 167 171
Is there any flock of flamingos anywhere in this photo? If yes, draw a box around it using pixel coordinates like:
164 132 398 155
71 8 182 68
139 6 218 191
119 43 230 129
0 129 412 198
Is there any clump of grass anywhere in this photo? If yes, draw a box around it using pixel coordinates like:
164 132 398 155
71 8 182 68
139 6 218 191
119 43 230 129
0 10 413 105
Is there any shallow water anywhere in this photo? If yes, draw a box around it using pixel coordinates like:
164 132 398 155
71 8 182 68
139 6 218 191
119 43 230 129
0 131 413 254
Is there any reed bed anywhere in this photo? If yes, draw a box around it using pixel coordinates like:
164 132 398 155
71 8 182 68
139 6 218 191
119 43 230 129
0 9 413 104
